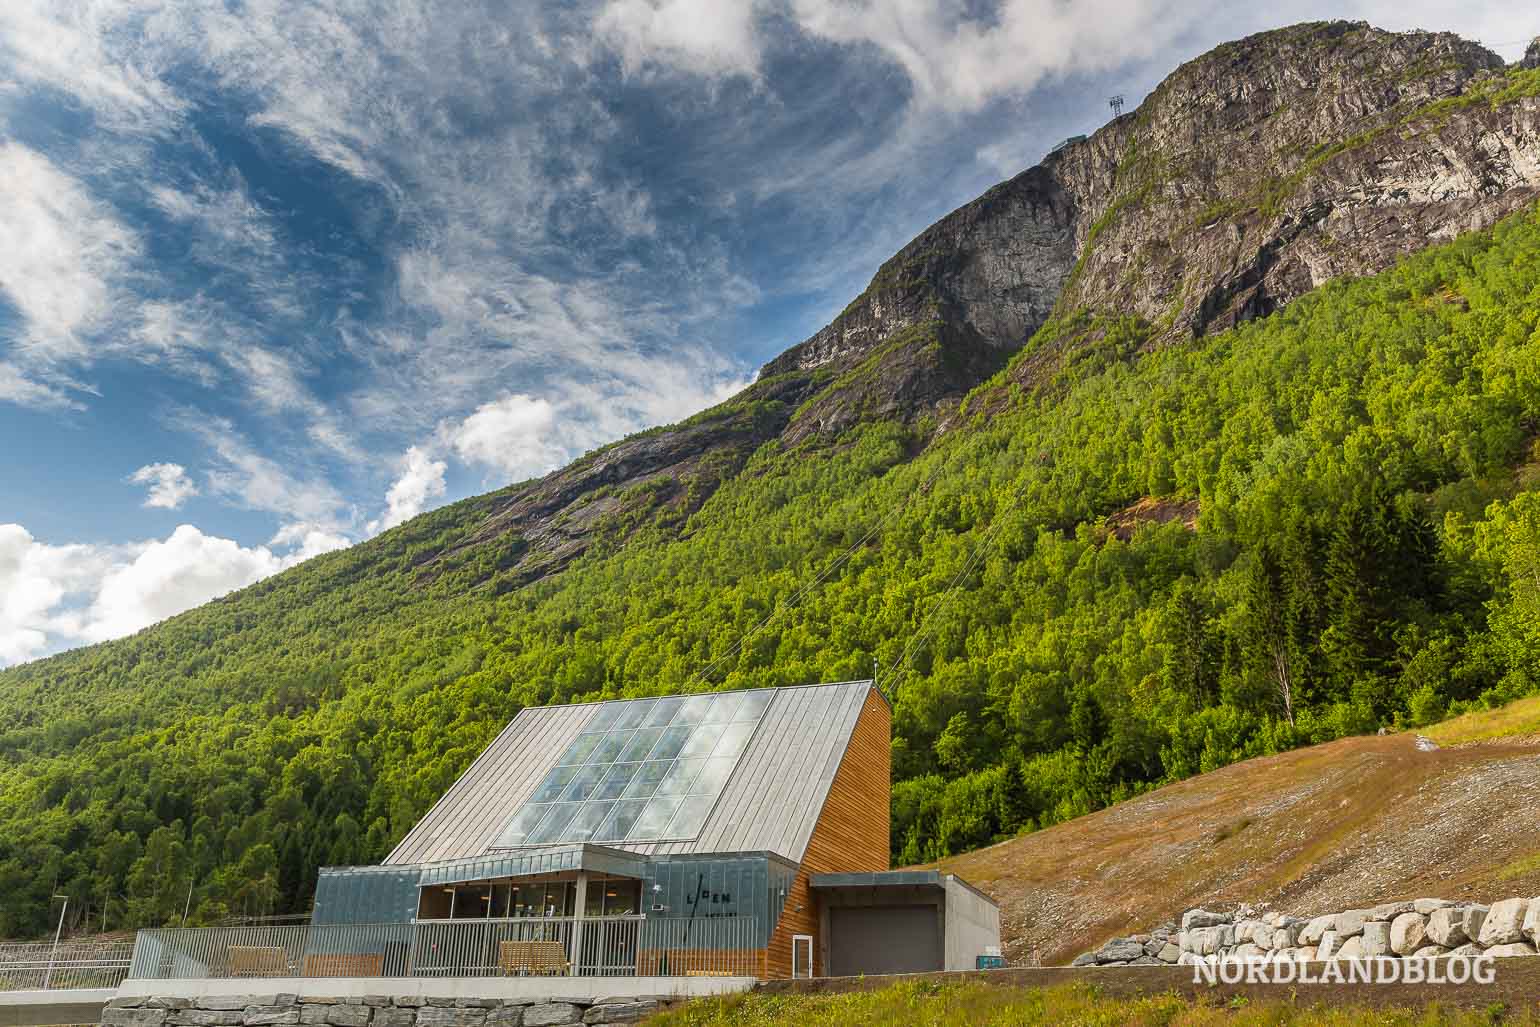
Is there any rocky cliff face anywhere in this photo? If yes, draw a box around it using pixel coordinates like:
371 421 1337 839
423 21 1540 587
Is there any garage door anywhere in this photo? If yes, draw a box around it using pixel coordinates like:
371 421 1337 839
828 904 941 976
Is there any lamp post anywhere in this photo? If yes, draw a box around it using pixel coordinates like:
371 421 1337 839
42 894 68 990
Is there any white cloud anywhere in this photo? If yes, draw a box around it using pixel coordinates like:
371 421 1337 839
452 394 563 480
128 462 198 509
0 518 364 666
269 522 353 562
369 446 448 533
597 0 765 78
82 524 284 642
0 524 122 665
182 415 351 531
0 141 139 368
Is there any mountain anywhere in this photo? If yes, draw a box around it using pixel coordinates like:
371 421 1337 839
3 22 1540 938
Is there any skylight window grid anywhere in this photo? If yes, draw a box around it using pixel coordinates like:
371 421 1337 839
491 689 772 848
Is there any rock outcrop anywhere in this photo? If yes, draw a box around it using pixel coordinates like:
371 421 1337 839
1075 897 1540 967
412 21 1540 590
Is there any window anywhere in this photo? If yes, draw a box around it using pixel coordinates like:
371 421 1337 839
491 690 772 847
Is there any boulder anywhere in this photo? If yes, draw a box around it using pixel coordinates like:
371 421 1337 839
373 1012 414 1027
245 1012 301 1027
1157 943 1181 963
1524 898 1540 946
1370 900 1416 921
1131 955 1162 965
103 1011 168 1027
1070 952 1098 967
1486 942 1540 958
1414 898 1454 916
1426 907 1469 947
1178 952 1203 966
1336 936 1365 960
1317 930 1340 961
1143 937 1165 958
1231 943 1264 962
1181 925 1227 956
1299 915 1334 946
1361 921 1393 958
1272 926 1298 950
1477 898 1530 946
417 1010 484 1027
1297 945 1318 962
1462 905 1489 942
325 1007 372 1027
1182 908 1230 931
1097 938 1146 962
583 1002 659 1025
1411 944 1451 960
1390 912 1428 955
1449 943 1485 958
1336 909 1371 938
523 1007 582 1027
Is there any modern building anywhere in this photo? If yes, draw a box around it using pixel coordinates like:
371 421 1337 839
307 680 1000 979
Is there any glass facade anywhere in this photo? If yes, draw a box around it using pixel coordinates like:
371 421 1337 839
492 690 773 848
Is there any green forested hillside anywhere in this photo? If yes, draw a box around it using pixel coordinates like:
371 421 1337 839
2 206 1539 937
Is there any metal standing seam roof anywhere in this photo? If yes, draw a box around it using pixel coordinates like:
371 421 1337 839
384 680 880 867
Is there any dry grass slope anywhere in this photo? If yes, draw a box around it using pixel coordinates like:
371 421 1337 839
645 979 1540 1026
933 700 1540 966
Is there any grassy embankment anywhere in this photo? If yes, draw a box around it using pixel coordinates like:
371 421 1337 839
644 980 1536 1026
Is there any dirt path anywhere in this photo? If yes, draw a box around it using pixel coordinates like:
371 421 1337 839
935 732 1540 965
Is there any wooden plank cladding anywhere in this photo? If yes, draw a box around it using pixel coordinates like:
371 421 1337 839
766 686 891 979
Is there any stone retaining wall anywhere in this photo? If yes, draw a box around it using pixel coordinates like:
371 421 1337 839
100 994 673 1027
1074 896 1540 967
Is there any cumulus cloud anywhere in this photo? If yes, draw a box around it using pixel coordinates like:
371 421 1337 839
82 524 284 642
128 462 198 509
369 446 448 533
451 394 563 480
0 521 345 666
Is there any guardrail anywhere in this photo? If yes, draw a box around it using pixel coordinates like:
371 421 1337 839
129 916 764 980
0 941 134 991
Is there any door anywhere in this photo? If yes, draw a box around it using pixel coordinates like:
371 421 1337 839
828 905 942 976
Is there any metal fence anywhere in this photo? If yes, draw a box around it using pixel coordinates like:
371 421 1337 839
129 916 764 980
0 940 135 992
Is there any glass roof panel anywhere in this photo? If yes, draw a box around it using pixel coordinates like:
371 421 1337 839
556 733 602 766
704 691 742 723
559 764 607 803
629 796 682 839
678 722 725 759
642 696 686 727
646 724 693 762
587 730 632 764
593 762 641 801
491 689 775 847
666 793 716 838
529 765 579 804
620 760 670 800
619 727 664 763
526 802 582 845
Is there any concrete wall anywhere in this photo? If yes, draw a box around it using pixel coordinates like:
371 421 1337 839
943 876 1002 971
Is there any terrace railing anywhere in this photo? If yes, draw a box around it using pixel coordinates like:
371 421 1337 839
129 916 764 981
0 940 135 992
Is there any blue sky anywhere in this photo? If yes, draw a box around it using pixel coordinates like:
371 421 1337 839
0 1 1529 666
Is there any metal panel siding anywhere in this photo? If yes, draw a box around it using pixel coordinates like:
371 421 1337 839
783 685 867 860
